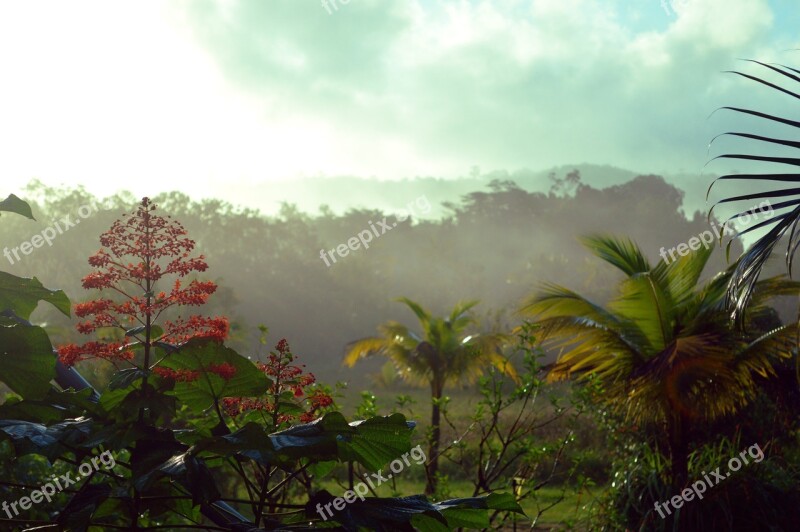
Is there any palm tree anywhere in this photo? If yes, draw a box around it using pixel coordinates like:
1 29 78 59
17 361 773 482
344 298 519 494
708 59 800 324
520 235 799 487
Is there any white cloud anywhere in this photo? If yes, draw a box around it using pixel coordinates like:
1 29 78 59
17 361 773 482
0 0 791 212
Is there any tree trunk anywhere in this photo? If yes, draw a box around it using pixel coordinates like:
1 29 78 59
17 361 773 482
668 413 688 489
425 379 443 495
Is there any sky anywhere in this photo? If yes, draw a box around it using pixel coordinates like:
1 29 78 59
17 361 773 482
0 0 798 212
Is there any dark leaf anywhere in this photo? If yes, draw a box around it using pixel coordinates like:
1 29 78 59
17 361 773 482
0 193 35 219
0 272 70 319
0 324 56 399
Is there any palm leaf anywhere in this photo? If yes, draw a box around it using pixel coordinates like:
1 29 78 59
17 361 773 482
708 59 800 324
608 273 673 353
580 235 650 276
343 337 390 367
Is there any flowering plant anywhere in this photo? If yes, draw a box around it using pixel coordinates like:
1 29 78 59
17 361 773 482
57 197 229 373
223 335 334 426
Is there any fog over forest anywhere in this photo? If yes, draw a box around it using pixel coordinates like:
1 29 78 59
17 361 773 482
7 168 784 393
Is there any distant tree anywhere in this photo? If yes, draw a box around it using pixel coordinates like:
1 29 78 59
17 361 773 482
520 235 800 487
344 298 519 494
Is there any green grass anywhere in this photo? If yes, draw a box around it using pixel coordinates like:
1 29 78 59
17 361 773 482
317 474 596 529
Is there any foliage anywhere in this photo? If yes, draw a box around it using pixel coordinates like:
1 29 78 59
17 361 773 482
344 297 518 494
436 322 595 528
521 235 800 486
0 195 521 530
708 59 800 324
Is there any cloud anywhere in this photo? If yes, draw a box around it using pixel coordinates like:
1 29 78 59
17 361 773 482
0 0 792 203
181 0 786 181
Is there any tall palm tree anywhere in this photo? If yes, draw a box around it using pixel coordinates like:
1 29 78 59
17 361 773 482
520 235 799 487
708 59 800 324
344 298 519 494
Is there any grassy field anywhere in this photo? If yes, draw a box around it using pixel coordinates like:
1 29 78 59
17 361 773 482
315 379 605 529
317 475 598 530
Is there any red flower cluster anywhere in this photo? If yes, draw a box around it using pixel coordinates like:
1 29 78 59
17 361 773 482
207 362 237 381
57 198 228 367
153 367 201 382
57 341 136 367
160 315 230 344
221 339 333 425
152 362 237 383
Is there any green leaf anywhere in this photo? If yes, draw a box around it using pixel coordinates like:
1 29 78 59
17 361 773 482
412 493 525 530
270 412 415 470
306 491 445 529
193 422 277 465
411 514 452 532
56 483 111 529
0 194 35 220
0 417 94 460
306 459 337 479
136 452 220 505
437 508 489 529
108 368 149 391
434 493 525 527
0 272 71 319
0 388 102 423
277 400 306 414
160 338 268 411
0 324 56 399
99 385 136 412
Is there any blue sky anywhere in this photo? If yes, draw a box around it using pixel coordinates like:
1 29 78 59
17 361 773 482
0 0 798 211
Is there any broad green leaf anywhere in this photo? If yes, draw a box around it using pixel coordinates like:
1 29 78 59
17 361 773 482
410 514 452 532
0 272 70 319
270 412 414 470
136 452 220 505
99 385 136 412
193 422 277 465
435 492 524 514
437 508 489 529
0 388 101 423
160 338 268 411
306 459 337 479
56 483 111 529
305 491 445 529
427 493 525 529
130 426 187 480
108 368 149 391
0 324 56 399
0 194 35 220
0 417 93 460
337 414 415 471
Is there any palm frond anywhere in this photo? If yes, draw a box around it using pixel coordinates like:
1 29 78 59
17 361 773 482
608 273 673 352
396 297 432 325
579 234 651 276
343 337 389 367
708 59 800 325
449 299 480 324
519 283 620 327
654 245 712 306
